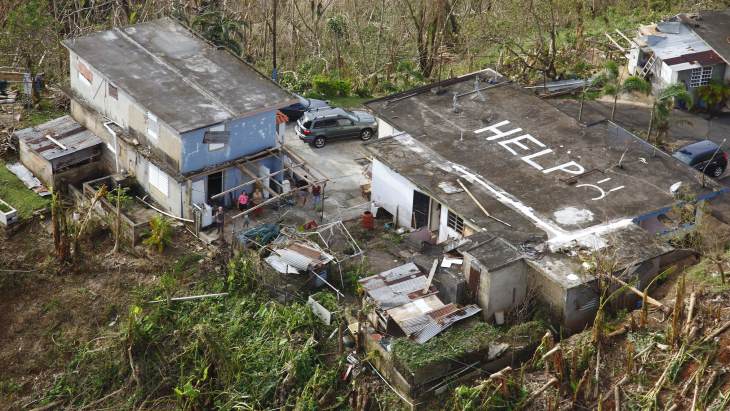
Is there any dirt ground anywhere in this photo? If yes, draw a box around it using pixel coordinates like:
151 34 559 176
0 216 221 409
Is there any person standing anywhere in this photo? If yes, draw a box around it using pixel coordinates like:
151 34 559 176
215 206 225 236
237 191 249 211
252 188 264 216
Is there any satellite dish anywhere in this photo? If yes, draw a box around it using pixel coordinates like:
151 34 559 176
670 182 682 194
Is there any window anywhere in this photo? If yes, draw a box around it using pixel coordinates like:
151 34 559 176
314 119 336 128
108 83 118 100
147 112 159 140
148 163 169 197
207 124 225 151
447 210 464 234
77 60 93 86
689 66 713 88
336 118 353 126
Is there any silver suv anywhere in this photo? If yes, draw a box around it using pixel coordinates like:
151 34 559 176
295 108 378 148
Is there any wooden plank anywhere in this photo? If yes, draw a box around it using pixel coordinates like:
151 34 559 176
604 32 625 52
456 179 512 227
231 182 316 219
237 163 279 198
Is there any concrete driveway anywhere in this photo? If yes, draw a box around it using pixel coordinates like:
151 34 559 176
282 125 371 222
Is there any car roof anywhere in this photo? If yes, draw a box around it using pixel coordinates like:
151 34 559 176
676 140 720 158
304 107 350 120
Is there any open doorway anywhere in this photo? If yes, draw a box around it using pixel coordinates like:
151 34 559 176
207 171 223 205
412 190 430 229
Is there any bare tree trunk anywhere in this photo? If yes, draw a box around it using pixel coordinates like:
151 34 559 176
716 260 725 284
271 0 277 80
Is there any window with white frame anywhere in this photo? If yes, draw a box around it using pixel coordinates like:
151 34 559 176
147 112 159 141
447 210 464 234
207 124 225 151
689 66 713 88
148 163 169 197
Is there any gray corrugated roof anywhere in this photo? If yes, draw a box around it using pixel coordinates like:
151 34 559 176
412 304 482 344
14 115 102 161
62 18 297 133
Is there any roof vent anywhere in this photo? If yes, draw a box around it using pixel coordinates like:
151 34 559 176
452 94 461 113
471 76 485 102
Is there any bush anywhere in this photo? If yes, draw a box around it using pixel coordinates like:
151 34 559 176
312 75 351 97
143 216 172 253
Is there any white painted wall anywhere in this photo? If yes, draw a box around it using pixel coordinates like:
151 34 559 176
377 118 399 139
371 158 415 227
627 46 640 75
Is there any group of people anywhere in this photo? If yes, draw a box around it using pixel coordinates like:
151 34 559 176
215 179 323 237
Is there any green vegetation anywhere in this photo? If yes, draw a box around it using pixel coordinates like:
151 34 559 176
20 98 67 128
142 216 173 253
685 251 730 292
0 159 49 219
105 186 133 210
40 253 348 409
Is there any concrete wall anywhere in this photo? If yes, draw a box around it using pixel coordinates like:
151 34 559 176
377 118 400 139
180 110 277 174
69 51 183 172
464 254 527 321
18 142 52 188
371 158 416 227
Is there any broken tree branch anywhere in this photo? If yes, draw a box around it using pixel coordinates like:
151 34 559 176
147 292 229 304
701 321 730 343
456 179 512 227
523 376 559 407
607 275 671 314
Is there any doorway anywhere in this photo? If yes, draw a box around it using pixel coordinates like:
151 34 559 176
207 171 223 204
412 190 430 229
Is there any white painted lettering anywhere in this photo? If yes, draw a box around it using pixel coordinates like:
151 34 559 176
474 120 522 141
498 134 546 155
542 161 585 175
521 149 553 170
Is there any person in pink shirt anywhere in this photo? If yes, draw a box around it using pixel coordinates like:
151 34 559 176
238 191 249 211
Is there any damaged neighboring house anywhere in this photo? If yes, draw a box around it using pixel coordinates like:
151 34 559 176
627 9 730 95
364 69 728 331
358 262 481 343
61 18 321 221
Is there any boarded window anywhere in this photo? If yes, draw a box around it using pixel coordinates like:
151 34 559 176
108 83 118 100
207 124 226 151
77 60 93 85
148 163 169 197
447 210 464 234
689 66 712 88
147 112 159 140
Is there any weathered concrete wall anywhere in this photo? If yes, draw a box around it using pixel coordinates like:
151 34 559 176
486 260 528 321
18 141 53 188
526 261 567 324
69 51 183 171
371 158 416 228
180 111 277 174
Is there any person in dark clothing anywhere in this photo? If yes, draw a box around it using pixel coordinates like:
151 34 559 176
215 206 224 236
311 184 321 209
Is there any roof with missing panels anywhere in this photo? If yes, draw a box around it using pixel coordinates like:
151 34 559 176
364 70 722 251
14 115 102 162
62 18 296 133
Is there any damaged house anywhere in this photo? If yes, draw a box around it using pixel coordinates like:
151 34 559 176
627 9 730 95
364 69 727 331
61 18 313 220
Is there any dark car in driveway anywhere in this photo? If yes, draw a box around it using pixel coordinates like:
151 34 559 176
673 140 728 178
295 108 378 148
279 94 330 121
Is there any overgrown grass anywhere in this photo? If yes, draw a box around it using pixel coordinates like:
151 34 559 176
40 252 347 409
0 159 49 219
325 95 370 109
19 98 67 128
685 252 730 292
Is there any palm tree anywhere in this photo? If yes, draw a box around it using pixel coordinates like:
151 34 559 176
648 83 693 146
594 61 651 121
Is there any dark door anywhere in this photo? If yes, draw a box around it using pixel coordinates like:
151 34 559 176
412 190 430 229
207 172 223 204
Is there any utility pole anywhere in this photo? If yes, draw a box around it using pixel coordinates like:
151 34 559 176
271 0 278 82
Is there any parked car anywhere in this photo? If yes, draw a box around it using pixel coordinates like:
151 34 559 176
672 139 728 178
295 108 378 148
280 94 330 121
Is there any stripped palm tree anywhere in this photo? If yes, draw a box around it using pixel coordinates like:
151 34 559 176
648 83 693 147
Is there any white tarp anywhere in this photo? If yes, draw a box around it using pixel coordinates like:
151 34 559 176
307 295 332 325
6 162 50 196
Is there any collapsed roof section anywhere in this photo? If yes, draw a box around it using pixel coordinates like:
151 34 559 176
359 263 481 343
62 18 297 133
364 70 722 251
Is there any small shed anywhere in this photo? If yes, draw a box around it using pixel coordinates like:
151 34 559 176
15 115 103 189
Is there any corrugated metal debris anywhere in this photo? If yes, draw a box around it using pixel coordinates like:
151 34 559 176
359 263 481 344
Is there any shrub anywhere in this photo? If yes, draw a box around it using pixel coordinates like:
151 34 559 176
143 216 172 253
312 75 351 97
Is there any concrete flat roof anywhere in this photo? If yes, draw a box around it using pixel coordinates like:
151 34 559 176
365 71 722 251
62 18 296 133
684 9 730 64
14 115 101 161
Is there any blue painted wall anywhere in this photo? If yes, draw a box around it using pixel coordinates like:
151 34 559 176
180 110 277 174
217 156 283 206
